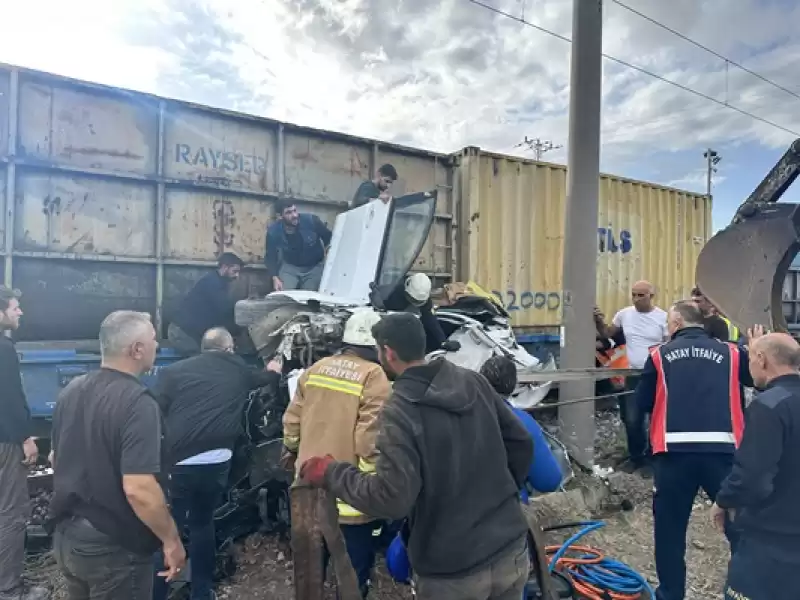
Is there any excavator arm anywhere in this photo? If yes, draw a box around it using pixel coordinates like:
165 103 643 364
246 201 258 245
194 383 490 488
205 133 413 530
695 139 800 333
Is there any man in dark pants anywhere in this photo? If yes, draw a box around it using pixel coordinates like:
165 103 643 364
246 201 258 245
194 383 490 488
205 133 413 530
265 200 332 292
50 311 185 600
595 282 668 473
0 287 48 600
168 253 244 357
299 313 533 600
712 332 800 600
636 300 752 600
152 327 282 600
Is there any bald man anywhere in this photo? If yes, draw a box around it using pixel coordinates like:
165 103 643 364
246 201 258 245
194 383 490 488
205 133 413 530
152 328 282 600
714 332 800 600
595 280 668 472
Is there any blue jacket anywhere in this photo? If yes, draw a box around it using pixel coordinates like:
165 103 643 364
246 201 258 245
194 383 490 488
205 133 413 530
636 327 753 455
264 213 332 276
507 401 563 500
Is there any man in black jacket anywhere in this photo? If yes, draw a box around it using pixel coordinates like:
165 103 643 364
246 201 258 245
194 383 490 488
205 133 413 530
152 328 281 600
0 287 47 600
300 313 533 600
168 253 244 357
713 332 800 600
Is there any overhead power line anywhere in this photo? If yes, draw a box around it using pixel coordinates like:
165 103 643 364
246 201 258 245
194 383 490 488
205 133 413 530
464 0 800 138
610 0 800 104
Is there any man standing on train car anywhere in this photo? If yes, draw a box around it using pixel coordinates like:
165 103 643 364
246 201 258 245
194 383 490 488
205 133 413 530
0 286 48 600
265 200 332 292
351 164 398 209
636 300 752 600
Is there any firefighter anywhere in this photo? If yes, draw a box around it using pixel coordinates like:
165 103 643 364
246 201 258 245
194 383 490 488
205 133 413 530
636 300 753 600
280 309 391 599
381 273 449 353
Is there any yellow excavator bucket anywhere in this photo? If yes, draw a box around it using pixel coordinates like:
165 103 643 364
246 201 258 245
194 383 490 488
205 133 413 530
695 139 800 333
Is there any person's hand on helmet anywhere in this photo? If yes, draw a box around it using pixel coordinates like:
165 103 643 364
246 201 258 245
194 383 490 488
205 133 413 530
299 455 335 487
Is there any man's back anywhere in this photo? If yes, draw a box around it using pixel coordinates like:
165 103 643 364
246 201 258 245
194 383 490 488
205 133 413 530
648 328 746 454
286 352 388 471
720 375 800 545
385 360 530 577
50 368 163 555
154 351 269 466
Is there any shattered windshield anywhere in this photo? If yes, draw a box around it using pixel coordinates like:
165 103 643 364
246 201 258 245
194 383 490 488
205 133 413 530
376 193 437 291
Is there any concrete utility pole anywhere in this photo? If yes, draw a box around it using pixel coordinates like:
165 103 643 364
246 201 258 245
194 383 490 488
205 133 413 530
519 136 563 160
559 0 604 468
704 148 721 197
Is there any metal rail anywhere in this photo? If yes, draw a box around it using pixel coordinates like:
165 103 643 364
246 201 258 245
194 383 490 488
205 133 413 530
517 366 641 384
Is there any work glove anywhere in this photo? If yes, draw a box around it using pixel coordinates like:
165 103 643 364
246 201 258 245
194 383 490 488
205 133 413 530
299 455 335 487
279 446 297 473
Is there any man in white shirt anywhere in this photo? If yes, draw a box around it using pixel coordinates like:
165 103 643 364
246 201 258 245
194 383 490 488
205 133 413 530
595 280 668 473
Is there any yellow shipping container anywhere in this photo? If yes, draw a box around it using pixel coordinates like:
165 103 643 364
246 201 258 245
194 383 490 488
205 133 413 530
454 147 712 329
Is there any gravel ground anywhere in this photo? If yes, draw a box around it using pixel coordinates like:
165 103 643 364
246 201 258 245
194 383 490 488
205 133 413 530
29 409 731 600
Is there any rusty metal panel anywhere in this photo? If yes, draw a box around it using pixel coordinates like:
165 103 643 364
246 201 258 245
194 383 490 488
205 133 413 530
14 172 157 256
284 131 371 202
457 149 711 328
164 106 276 193
12 257 156 342
17 77 158 174
163 189 338 263
0 68 9 159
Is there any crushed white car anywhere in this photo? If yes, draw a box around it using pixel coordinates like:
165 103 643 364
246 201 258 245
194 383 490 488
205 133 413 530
234 191 555 408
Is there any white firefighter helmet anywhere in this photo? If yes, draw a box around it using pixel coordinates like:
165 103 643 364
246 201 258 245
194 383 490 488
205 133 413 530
405 273 432 306
342 309 382 346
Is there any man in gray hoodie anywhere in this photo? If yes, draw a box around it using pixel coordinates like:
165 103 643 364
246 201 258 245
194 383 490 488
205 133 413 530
300 313 533 600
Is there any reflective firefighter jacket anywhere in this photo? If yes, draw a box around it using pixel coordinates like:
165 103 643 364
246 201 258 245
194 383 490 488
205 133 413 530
282 351 391 524
636 327 753 455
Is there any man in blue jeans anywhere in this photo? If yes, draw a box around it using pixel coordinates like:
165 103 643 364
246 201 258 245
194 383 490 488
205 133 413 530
152 328 282 600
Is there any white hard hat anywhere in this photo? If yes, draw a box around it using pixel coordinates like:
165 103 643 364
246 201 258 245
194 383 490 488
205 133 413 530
342 309 382 346
405 273 432 306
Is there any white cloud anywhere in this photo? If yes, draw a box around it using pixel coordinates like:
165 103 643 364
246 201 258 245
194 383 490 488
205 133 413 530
2 0 799 184
666 170 725 192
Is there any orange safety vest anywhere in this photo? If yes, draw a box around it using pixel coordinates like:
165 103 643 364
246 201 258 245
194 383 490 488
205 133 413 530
596 344 629 388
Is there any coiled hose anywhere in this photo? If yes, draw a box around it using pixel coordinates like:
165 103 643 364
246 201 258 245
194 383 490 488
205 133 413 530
544 521 656 600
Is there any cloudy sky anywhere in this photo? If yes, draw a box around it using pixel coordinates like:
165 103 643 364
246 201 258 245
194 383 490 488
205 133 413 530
1 0 799 230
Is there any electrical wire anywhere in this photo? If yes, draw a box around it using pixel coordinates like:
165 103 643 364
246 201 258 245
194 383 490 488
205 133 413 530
610 0 800 104
545 521 656 600
464 0 800 138
529 389 633 411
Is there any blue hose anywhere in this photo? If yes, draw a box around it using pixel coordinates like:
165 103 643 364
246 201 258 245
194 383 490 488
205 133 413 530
546 520 656 599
